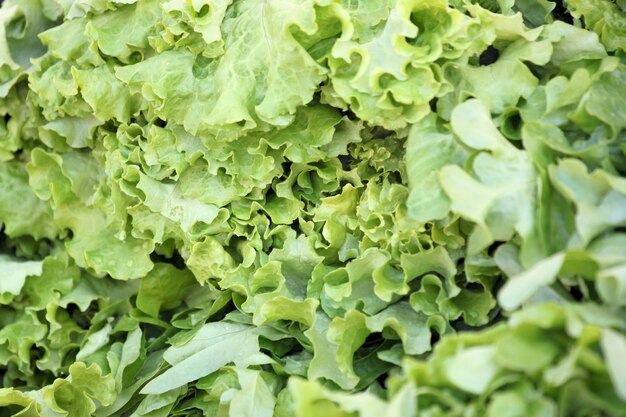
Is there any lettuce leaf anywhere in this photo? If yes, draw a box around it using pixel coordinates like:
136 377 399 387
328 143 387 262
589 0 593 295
0 0 625 416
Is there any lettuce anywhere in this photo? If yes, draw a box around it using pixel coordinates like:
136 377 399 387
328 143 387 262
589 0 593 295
0 0 625 416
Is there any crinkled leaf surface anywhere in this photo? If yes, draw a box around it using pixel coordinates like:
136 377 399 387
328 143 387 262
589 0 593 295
0 0 625 416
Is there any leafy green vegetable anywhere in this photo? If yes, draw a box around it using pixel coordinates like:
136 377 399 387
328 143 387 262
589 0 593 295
1 0 625 416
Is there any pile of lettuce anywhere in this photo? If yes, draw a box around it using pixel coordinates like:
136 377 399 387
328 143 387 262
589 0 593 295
1 0 626 415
